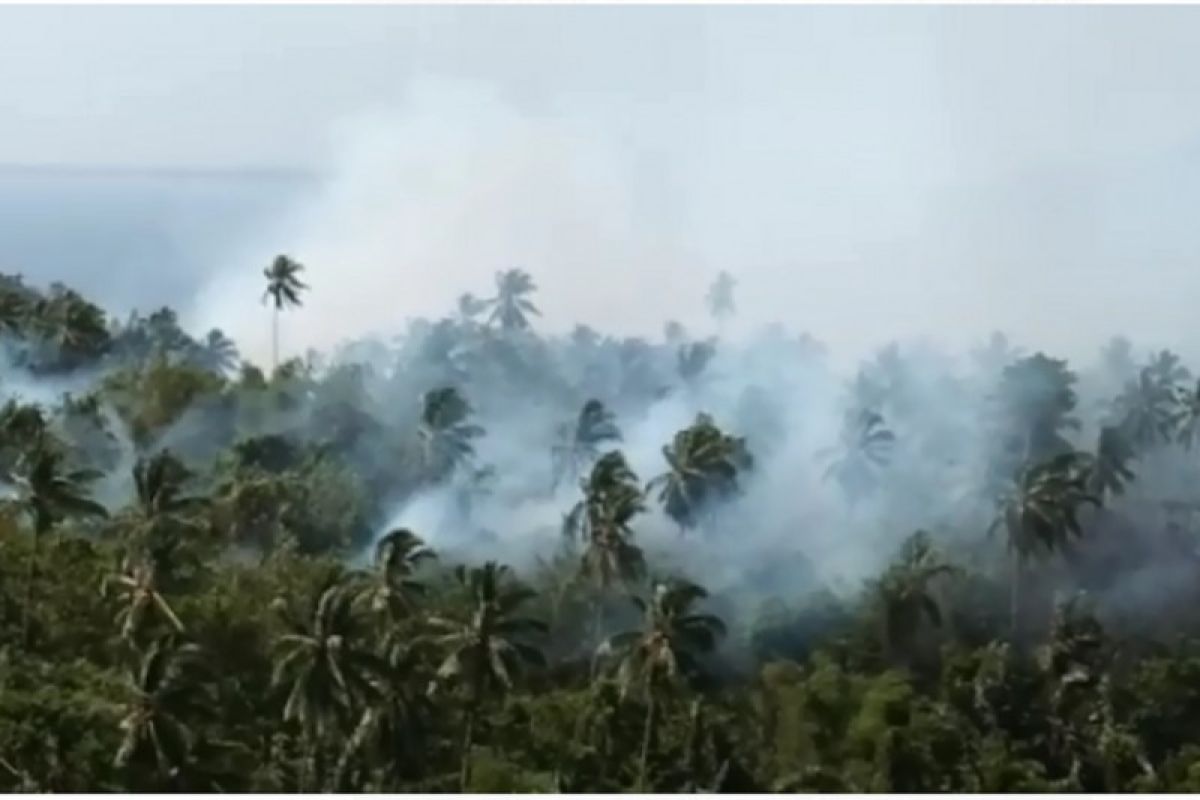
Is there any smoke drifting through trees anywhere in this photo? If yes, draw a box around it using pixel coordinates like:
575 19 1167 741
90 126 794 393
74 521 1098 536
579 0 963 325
6 238 1200 789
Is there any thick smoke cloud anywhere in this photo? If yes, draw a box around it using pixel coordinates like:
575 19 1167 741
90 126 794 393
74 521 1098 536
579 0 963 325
6 5 1200 635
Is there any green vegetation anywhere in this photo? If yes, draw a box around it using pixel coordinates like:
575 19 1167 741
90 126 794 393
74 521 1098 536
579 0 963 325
3 260 1200 792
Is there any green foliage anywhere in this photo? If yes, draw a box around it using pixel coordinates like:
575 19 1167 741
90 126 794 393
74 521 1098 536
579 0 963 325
5 269 1200 793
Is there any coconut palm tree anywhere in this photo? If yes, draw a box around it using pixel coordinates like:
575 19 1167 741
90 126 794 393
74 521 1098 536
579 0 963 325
819 409 895 502
355 529 435 623
705 271 736 327
563 451 648 627
989 451 1100 636
195 329 240 375
271 581 384 791
261 255 309 371
102 557 185 642
676 340 716 386
127 450 210 570
597 579 726 790
0 288 28 337
115 637 213 789
1110 365 1178 451
995 353 1081 464
418 387 484 482
5 441 107 646
648 414 751 535
485 269 539 332
1172 379 1200 451
331 636 429 791
1088 425 1136 500
876 531 957 663
1145 349 1190 388
0 401 50 474
425 562 546 790
28 286 111 369
551 399 622 491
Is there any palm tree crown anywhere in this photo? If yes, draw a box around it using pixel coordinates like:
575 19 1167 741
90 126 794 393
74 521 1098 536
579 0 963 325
355 528 435 622
706 271 736 324
552 399 622 490
262 256 308 311
115 637 214 786
485 269 540 332
648 414 751 533
271 581 384 749
599 578 726 698
819 408 896 502
564 451 647 591
418 387 485 481
990 451 1100 565
426 562 547 701
261 255 308 370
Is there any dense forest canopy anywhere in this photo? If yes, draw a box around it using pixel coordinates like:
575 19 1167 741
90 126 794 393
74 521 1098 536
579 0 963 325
3 262 1200 792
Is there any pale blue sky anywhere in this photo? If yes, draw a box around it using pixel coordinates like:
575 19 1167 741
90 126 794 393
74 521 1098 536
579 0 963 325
2 5 1200 363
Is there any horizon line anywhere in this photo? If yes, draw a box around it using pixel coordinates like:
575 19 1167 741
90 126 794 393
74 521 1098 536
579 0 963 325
0 161 321 183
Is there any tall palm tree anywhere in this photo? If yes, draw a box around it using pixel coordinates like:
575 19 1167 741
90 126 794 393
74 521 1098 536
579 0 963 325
818 408 896 503
102 557 185 642
876 531 957 662
597 579 726 790
425 562 546 790
705 271 736 327
355 529 435 623
564 451 647 625
5 442 107 646
271 581 384 791
989 451 1100 636
418 387 485 482
261 255 309 371
1110 365 1179 451
1088 425 1136 500
994 353 1080 465
485 269 540 332
331 633 429 792
648 414 751 535
551 399 622 491
115 637 213 789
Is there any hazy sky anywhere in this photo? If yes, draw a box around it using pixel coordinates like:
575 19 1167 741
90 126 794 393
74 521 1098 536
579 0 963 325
3 5 1200 365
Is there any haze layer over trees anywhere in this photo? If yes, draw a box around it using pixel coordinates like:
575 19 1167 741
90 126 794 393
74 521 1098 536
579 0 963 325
3 262 1200 792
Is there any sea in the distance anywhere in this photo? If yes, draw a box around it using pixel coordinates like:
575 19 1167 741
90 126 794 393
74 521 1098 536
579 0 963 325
0 164 313 319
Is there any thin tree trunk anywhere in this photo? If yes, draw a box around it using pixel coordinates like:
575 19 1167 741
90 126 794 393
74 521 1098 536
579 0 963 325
459 706 477 791
1010 551 1021 641
272 306 280 372
684 699 702 785
592 598 604 650
331 711 371 791
21 529 40 649
312 741 325 794
637 695 656 792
